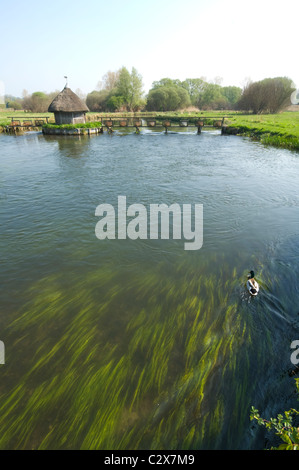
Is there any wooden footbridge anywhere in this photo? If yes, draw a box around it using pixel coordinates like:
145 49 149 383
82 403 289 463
98 115 227 134
4 116 51 133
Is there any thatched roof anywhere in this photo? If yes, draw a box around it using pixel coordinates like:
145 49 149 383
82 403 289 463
48 87 89 113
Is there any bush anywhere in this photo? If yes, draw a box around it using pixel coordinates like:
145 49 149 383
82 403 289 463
43 122 102 130
250 379 299 450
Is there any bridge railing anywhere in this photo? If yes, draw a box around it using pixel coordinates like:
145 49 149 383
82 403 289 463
8 116 52 126
90 115 227 128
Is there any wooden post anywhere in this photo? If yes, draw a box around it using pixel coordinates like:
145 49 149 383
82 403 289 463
197 120 203 134
221 117 225 133
163 121 170 134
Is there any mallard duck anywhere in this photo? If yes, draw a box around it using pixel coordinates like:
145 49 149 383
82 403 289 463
247 270 259 296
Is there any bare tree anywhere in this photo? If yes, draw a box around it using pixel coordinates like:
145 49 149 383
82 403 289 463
97 70 121 91
75 88 87 102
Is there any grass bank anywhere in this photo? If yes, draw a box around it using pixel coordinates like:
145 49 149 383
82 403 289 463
223 112 299 151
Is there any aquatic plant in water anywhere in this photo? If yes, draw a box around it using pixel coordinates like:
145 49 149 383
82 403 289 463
0 253 281 449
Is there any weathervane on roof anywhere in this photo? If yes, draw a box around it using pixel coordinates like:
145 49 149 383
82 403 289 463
64 76 68 88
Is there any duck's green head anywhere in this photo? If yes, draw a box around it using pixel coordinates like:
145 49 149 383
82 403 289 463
249 270 255 278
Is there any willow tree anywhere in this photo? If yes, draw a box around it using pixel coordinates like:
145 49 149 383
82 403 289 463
237 77 295 113
146 78 191 111
146 85 191 111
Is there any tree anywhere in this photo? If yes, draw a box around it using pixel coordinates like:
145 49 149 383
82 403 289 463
106 95 124 112
146 85 191 111
5 94 22 109
181 78 206 106
97 70 120 91
32 92 49 112
151 78 183 89
5 94 23 110
146 87 169 111
174 86 191 110
86 90 110 111
7 100 23 110
263 77 295 113
196 83 224 110
91 67 144 112
75 88 86 102
238 81 265 114
146 78 191 111
130 67 146 110
116 66 145 111
22 91 51 112
238 77 295 113
221 86 242 108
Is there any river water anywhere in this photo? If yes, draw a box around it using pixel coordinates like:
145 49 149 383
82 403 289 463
0 128 299 450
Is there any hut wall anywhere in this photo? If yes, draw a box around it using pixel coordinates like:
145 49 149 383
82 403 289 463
72 112 86 124
54 112 86 125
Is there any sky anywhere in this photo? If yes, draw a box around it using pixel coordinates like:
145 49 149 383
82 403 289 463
1 0 298 98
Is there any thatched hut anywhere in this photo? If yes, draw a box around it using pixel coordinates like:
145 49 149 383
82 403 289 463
48 87 89 125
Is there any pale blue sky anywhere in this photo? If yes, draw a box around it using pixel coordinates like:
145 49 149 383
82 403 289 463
1 0 298 97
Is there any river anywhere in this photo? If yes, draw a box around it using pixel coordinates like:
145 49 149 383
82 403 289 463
0 128 299 449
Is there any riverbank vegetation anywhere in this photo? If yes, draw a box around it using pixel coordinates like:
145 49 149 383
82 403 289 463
250 379 299 450
224 112 299 151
